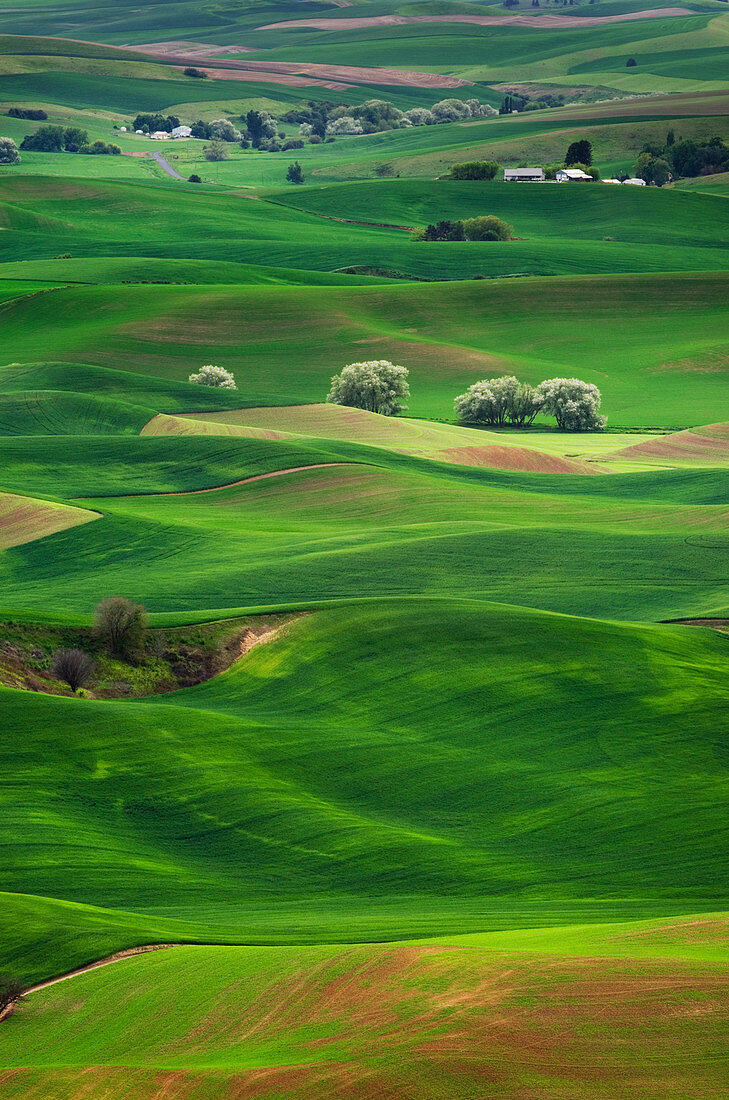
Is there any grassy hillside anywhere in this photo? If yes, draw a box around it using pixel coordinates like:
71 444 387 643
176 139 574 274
1 927 727 1098
2 602 729 986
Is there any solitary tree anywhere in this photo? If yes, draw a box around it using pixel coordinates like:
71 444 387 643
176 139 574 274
0 137 19 164
94 597 148 659
327 360 409 416
51 648 94 692
188 364 236 389
0 976 26 1018
286 161 305 184
245 110 277 148
534 377 606 430
209 118 241 142
565 139 592 166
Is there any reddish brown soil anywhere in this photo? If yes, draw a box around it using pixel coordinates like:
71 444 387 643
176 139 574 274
438 444 598 474
130 43 470 87
257 8 690 30
617 422 729 461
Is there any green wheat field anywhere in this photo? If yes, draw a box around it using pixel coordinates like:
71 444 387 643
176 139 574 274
0 0 728 1094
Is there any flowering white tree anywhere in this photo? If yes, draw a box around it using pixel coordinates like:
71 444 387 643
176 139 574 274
431 99 472 122
326 116 364 136
188 364 237 389
327 360 409 416
209 118 242 142
405 108 435 126
534 377 606 431
454 376 538 427
0 137 20 164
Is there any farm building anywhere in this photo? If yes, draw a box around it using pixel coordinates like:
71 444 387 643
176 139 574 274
149 131 170 140
623 177 647 186
504 168 545 182
171 125 192 138
603 178 622 184
556 168 592 182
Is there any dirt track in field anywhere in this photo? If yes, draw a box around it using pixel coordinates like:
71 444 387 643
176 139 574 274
257 7 691 30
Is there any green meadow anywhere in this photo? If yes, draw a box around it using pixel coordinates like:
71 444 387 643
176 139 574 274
0 5 728 1096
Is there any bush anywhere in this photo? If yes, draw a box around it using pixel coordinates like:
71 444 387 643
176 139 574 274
94 598 148 659
286 161 305 184
190 120 211 140
0 137 20 165
327 360 409 416
534 377 606 431
244 109 277 148
188 364 236 389
404 108 435 126
635 152 670 186
454 376 538 427
204 139 229 161
50 648 94 691
188 174 202 183
450 160 500 180
0 975 26 1016
626 57 637 67
7 107 47 120
462 215 512 241
78 140 120 155
184 66 208 78
63 126 89 152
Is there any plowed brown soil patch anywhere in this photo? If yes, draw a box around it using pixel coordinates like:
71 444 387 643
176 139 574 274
258 7 689 29
617 422 729 462
436 444 597 474
0 492 97 549
141 413 291 441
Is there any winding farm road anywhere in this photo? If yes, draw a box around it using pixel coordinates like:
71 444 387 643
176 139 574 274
150 150 186 180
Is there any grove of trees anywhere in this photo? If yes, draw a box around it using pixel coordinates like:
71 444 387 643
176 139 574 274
449 160 500 180
414 215 512 242
327 360 410 416
455 376 606 430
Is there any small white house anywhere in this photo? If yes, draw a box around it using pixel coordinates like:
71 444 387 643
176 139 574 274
171 125 192 138
603 178 621 184
623 177 646 186
556 168 592 182
120 126 127 133
149 131 170 140
135 129 144 134
504 167 544 182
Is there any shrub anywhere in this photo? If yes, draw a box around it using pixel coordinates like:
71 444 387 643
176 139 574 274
188 173 202 183
190 120 212 139
63 126 89 152
204 139 229 161
454 376 538 427
188 364 236 389
450 160 500 180
7 107 47 120
282 139 304 151
462 215 512 241
209 118 241 142
50 648 94 691
626 57 637 67
94 598 148 659
0 137 20 165
635 152 670 185
534 377 606 430
308 134 322 144
0 976 26 1016
78 140 120 155
286 161 305 184
327 360 409 416
184 66 208 78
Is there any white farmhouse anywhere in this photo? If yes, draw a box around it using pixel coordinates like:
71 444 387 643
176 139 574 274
171 125 192 138
149 131 170 140
602 178 622 184
623 177 647 186
556 168 592 182
504 167 545 182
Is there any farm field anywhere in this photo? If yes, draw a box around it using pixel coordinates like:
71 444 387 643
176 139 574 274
0 1 728 1096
